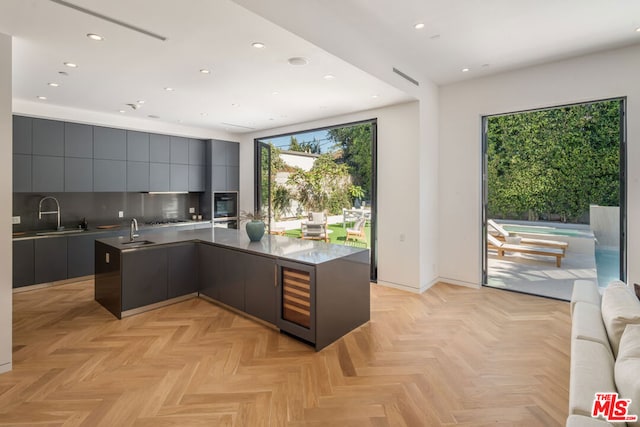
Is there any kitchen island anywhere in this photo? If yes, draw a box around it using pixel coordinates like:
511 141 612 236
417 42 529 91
95 227 370 351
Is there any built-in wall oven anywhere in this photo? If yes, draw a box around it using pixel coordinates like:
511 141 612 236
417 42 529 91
213 191 238 229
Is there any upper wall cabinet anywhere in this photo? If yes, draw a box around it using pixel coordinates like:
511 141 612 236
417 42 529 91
64 122 93 158
170 136 189 164
189 139 205 165
127 131 150 162
33 119 64 157
150 134 171 163
13 116 32 155
94 127 127 160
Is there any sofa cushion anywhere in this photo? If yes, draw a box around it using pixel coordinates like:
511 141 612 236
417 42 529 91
566 414 615 427
570 339 617 417
615 324 640 427
571 280 601 316
601 282 640 357
572 302 612 356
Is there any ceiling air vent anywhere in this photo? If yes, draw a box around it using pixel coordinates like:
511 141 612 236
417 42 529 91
392 67 420 87
49 0 167 41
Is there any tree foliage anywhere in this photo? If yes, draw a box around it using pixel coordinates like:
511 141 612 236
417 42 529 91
288 136 321 154
286 154 352 214
488 100 621 223
328 124 372 200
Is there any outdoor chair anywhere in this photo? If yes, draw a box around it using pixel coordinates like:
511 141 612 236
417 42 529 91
488 219 569 254
301 212 330 242
487 233 564 267
346 218 366 242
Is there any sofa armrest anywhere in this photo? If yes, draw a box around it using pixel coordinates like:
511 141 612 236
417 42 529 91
571 280 601 316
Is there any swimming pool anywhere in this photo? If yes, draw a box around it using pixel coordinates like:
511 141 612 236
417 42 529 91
503 224 593 238
595 246 620 288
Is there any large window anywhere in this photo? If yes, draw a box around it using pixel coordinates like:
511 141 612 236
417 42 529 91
255 120 378 280
482 99 626 300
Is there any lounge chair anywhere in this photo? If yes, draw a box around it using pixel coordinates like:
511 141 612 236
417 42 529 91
346 218 366 242
487 233 565 267
488 219 569 254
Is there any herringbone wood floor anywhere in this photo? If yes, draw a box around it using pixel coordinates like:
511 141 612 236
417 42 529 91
0 280 571 426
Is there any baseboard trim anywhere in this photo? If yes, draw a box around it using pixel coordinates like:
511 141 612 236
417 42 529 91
437 277 482 289
375 280 422 294
0 362 12 374
121 293 198 318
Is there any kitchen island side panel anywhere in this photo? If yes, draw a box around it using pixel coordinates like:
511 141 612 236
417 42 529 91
315 250 370 350
94 241 122 318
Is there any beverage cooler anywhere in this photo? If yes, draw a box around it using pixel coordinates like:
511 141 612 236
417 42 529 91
212 191 238 229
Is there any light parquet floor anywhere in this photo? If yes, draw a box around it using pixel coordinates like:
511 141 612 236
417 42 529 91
0 280 571 426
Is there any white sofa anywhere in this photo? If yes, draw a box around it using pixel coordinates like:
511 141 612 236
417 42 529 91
568 279 640 427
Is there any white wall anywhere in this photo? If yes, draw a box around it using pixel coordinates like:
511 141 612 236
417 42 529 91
239 100 439 291
439 44 640 287
0 33 12 374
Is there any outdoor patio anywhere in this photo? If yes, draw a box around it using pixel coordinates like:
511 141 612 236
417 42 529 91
487 247 597 301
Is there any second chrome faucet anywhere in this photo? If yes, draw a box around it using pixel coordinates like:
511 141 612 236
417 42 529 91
130 218 139 241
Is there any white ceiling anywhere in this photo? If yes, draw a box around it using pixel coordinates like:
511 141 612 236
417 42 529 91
0 0 639 134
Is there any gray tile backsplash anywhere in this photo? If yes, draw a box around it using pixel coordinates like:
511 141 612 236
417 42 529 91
13 192 202 231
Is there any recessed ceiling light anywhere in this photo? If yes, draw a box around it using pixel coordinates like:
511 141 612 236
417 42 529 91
288 57 308 66
148 115 160 119
137 100 145 104
164 87 174 91
64 62 77 68
118 110 126 114
199 69 210 74
636 27 640 32
86 33 104 41
200 112 208 116
372 94 379 99
48 82 59 87
481 63 490 68
429 34 441 40
37 96 47 100
323 74 335 80
252 42 265 48
58 71 69 76
231 103 240 107
414 23 425 30
462 68 470 72
272 91 279 95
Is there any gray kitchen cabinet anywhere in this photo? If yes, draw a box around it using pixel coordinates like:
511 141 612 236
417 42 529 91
65 157 93 192
211 139 227 166
13 154 32 192
198 244 219 300
64 122 93 158
32 155 64 192
127 131 149 162
188 165 205 192
149 134 170 163
32 118 64 157
13 115 32 155
121 247 168 311
244 254 277 324
149 163 170 192
13 240 34 288
34 237 67 284
226 166 239 191
170 136 189 164
188 139 205 165
67 234 95 278
211 165 226 191
227 141 239 167
93 159 126 192
93 126 127 160
127 161 150 192
170 164 189 192
214 246 245 310
167 244 198 298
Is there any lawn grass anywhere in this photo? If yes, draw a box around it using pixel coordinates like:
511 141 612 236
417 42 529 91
282 223 370 248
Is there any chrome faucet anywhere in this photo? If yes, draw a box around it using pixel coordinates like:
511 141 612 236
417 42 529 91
130 218 139 242
38 196 61 230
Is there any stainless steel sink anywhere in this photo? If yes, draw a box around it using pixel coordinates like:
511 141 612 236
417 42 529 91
36 229 86 236
120 240 155 247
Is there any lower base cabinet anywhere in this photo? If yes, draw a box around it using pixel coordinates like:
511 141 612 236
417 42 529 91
122 247 168 311
13 240 34 288
244 254 277 324
168 244 198 298
35 237 67 284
